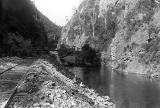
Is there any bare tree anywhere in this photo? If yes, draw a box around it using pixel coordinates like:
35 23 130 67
89 8 97 39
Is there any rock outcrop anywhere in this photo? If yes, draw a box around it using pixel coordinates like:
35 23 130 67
60 0 160 77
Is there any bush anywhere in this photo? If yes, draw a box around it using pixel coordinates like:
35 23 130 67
140 37 160 64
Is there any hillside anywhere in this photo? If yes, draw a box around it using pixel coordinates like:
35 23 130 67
60 0 160 78
0 0 61 57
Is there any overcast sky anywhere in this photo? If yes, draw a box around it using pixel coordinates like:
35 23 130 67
33 0 81 26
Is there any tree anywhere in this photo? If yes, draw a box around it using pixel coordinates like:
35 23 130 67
148 24 157 42
0 0 61 56
0 0 2 20
90 9 97 39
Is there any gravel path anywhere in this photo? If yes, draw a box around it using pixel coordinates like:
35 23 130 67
0 58 35 108
8 57 115 108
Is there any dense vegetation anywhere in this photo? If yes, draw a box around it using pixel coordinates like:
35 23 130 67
0 0 62 57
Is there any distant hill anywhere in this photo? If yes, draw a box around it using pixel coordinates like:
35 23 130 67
0 0 62 57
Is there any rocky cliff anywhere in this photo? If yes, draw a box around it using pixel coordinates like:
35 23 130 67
60 0 160 77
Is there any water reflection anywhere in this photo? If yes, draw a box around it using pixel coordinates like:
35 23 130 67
69 66 160 108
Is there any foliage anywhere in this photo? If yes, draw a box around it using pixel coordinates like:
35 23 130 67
137 0 157 23
39 12 62 42
139 22 160 65
82 44 91 52
81 44 100 66
0 0 61 57
124 0 157 42
140 37 160 65
118 61 128 70
57 44 70 57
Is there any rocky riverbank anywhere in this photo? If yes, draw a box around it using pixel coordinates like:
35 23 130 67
9 56 115 108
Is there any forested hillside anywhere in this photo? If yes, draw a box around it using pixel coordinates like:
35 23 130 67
0 0 61 57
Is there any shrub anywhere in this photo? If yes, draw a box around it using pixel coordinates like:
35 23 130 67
140 37 160 65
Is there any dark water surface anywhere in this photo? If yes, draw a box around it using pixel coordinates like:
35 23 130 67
68 66 160 108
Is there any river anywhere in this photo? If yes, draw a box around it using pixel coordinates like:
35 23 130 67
68 66 160 108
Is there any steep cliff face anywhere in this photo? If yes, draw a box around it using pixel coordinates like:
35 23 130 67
60 0 112 50
61 0 160 77
106 0 160 76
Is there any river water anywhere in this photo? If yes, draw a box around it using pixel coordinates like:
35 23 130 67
68 66 160 108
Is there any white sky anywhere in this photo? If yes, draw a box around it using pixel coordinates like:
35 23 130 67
32 0 81 26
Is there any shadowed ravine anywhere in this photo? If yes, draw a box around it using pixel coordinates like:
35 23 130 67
68 66 160 108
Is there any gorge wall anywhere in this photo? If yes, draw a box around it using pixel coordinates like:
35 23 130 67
60 0 160 77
